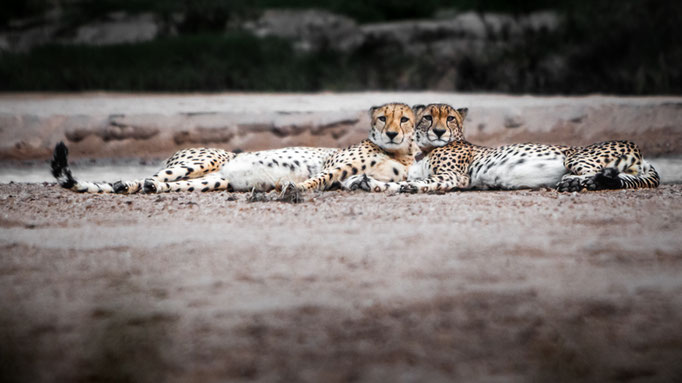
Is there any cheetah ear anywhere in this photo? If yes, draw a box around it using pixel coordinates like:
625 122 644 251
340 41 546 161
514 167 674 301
411 104 425 115
456 107 468 120
368 105 379 116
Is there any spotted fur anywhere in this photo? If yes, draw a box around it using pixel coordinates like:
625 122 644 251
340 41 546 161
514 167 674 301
282 103 418 194
51 142 338 194
345 103 660 193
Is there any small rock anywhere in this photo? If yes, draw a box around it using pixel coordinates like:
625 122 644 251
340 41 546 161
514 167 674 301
504 114 524 128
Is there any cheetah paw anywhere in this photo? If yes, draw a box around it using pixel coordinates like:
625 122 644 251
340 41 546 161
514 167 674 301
142 179 158 193
278 182 303 203
399 183 418 194
588 167 622 190
113 181 128 194
556 178 584 192
345 175 371 192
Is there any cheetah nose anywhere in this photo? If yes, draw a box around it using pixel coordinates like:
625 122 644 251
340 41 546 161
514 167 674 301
386 131 398 140
433 128 446 138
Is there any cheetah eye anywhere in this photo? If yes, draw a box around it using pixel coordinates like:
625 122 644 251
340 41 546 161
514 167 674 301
423 115 432 121
447 116 455 122
400 117 409 123
378 116 386 122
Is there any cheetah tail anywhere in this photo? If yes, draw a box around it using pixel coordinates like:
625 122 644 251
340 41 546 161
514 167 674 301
51 142 74 187
50 142 115 193
621 160 661 189
615 158 660 189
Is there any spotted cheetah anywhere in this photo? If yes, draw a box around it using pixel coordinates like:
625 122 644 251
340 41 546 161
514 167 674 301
51 142 338 193
280 103 418 196
345 103 660 193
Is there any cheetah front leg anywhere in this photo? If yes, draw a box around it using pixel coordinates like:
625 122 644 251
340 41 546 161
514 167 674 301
295 160 409 192
398 172 470 194
293 159 385 192
295 170 339 192
343 174 402 193
345 172 469 194
278 166 351 202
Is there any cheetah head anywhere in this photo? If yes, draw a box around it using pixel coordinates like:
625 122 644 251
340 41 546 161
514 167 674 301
368 103 416 154
413 104 468 152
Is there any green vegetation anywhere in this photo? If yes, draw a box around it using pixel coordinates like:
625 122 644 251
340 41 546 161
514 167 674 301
0 34 331 91
2 0 571 27
560 1 682 94
0 32 426 91
0 0 679 94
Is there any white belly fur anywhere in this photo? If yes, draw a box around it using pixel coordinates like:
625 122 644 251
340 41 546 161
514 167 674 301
219 149 328 191
471 153 567 189
407 158 430 180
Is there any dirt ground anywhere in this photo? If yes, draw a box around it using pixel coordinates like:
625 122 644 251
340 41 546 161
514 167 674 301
1 183 681 382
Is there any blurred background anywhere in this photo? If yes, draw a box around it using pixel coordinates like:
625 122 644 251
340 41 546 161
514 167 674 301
1 0 680 94
2 4 682 383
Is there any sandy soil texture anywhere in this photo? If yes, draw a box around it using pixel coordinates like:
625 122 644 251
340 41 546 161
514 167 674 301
1 183 681 382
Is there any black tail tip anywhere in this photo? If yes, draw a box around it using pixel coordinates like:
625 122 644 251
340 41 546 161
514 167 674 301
51 141 76 188
51 142 68 176
54 142 68 163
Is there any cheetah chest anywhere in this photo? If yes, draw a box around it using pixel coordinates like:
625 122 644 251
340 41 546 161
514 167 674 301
407 157 430 180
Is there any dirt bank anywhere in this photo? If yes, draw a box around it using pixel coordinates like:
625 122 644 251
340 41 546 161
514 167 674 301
1 92 681 160
1 183 681 382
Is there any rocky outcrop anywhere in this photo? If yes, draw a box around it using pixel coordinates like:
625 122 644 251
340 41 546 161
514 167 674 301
244 9 363 52
0 11 162 53
244 9 559 53
240 9 564 91
0 8 568 93
71 12 160 46
0 93 680 160
1 8 557 54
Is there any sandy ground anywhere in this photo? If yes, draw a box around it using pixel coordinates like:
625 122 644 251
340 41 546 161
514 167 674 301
1 183 681 382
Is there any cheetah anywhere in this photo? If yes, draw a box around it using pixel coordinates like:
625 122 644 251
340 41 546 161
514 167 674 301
51 142 338 194
345 103 660 193
280 102 418 196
